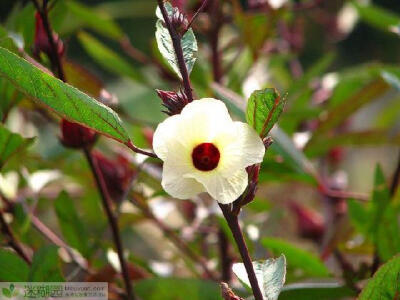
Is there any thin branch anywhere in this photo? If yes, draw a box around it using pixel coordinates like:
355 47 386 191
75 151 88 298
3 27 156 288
0 208 32 264
219 204 263 300
29 214 90 272
119 36 150 65
31 0 65 81
84 148 136 300
186 0 209 30
131 195 219 280
157 0 193 101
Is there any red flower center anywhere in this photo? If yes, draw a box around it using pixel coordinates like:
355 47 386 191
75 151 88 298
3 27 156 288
192 143 220 171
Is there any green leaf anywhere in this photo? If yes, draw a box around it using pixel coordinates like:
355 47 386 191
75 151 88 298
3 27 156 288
353 2 400 33
279 282 355 300
54 191 89 257
306 79 389 148
77 32 144 83
262 238 330 277
232 255 286 300
369 165 400 261
0 46 131 144
0 125 34 170
0 249 29 281
155 3 198 79
305 130 400 158
359 255 400 299
65 0 124 40
211 83 317 178
246 88 285 138
2 288 11 298
135 278 222 300
29 246 64 282
347 198 369 234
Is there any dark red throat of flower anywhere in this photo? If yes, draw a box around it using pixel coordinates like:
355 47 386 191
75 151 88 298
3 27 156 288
192 143 220 171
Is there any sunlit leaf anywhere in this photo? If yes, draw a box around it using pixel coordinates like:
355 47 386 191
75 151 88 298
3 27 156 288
155 3 198 79
0 47 131 144
0 125 34 170
353 2 400 33
381 70 400 91
359 255 400 299
262 238 330 278
232 255 286 300
246 88 285 138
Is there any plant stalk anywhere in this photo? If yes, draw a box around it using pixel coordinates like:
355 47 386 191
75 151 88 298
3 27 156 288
219 204 263 300
157 0 193 101
31 0 65 81
84 148 136 300
0 208 32 264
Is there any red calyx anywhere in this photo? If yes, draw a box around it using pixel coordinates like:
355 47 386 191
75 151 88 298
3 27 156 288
92 151 135 203
33 12 65 59
156 89 189 115
192 143 220 171
60 119 97 149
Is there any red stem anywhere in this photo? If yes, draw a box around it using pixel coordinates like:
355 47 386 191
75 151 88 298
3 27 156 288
219 204 263 300
84 148 136 300
157 0 193 101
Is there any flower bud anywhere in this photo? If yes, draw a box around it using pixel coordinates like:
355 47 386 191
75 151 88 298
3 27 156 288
60 119 97 149
290 202 325 241
92 151 135 203
33 12 65 59
156 89 189 115
171 8 189 36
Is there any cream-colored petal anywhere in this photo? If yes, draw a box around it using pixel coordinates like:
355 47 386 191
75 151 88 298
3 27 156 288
153 114 182 161
179 99 234 143
162 160 205 199
217 122 265 176
187 168 248 204
180 98 232 124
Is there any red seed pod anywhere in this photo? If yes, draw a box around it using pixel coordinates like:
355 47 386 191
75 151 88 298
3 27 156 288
290 202 325 241
60 119 97 149
92 151 135 203
33 12 65 59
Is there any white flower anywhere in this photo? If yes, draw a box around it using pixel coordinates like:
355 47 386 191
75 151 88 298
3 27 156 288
153 98 265 204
